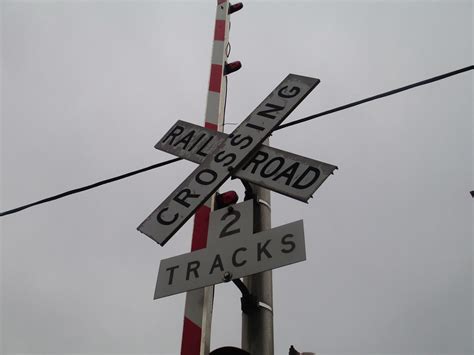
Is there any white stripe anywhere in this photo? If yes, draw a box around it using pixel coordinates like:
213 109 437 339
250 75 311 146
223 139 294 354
211 40 226 65
205 197 214 208
204 91 220 127
215 2 228 21
184 288 205 326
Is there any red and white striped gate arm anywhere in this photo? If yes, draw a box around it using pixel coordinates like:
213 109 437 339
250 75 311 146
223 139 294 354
181 1 234 354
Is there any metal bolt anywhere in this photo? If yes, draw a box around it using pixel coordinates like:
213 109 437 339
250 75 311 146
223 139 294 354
227 206 234 212
222 271 232 282
227 166 233 172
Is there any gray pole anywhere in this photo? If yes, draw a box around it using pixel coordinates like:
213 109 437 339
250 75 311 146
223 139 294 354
242 139 274 355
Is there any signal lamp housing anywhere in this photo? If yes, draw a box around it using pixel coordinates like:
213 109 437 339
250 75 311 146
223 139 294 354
224 61 242 75
229 3 243 14
215 191 238 208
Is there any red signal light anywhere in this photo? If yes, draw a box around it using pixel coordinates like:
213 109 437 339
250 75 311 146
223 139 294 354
224 61 242 75
229 3 243 14
215 191 238 208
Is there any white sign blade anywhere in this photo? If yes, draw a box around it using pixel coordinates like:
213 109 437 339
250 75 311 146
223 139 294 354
154 220 305 299
156 120 337 202
138 74 319 245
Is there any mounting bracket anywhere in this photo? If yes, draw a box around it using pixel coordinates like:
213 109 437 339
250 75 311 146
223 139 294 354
239 179 255 201
232 279 273 315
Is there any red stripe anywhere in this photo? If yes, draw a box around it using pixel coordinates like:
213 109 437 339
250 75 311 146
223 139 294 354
191 205 210 251
214 20 225 41
205 122 218 131
217 0 226 4
209 64 222 93
181 317 202 355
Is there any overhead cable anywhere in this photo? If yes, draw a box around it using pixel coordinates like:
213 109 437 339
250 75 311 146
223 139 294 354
1 65 472 217
0 158 182 217
276 65 473 130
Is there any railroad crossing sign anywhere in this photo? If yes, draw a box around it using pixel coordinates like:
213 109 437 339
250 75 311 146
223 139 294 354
138 74 329 246
154 200 306 299
156 120 337 202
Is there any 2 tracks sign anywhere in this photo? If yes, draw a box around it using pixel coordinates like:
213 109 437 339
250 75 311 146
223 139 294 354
155 200 306 299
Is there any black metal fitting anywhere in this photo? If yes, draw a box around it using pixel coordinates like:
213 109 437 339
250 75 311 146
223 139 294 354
240 293 259 315
239 179 254 201
232 279 259 314
289 345 300 355
223 271 233 282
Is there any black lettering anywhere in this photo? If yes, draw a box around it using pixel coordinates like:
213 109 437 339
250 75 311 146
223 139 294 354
196 136 214 157
166 265 180 285
257 103 284 119
232 247 247 267
209 254 224 274
261 157 285 178
157 207 178 225
257 239 272 261
292 166 321 189
242 151 268 174
214 151 236 167
162 125 184 145
246 122 265 131
173 130 194 150
188 133 206 152
195 169 218 185
273 162 299 186
230 134 253 149
173 189 200 208
281 234 296 254
278 85 300 98
186 261 200 280
219 210 241 238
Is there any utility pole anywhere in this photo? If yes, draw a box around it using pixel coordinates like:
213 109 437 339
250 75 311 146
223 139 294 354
242 142 274 355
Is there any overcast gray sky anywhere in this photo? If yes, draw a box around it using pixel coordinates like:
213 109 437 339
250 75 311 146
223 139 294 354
1 1 472 354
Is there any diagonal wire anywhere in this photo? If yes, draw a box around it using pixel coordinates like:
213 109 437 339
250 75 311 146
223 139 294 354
276 65 473 130
1 65 472 217
0 158 182 217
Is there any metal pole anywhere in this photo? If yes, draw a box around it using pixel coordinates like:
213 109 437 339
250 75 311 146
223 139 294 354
242 139 274 355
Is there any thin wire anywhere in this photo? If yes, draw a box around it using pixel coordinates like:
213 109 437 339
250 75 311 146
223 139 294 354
219 75 230 132
0 158 182 217
224 75 228 123
223 22 231 125
1 65 472 217
276 65 473 131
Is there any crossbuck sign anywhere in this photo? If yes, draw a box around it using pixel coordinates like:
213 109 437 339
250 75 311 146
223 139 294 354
138 74 331 246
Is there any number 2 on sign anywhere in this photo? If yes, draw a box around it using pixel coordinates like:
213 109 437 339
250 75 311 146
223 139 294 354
219 209 242 238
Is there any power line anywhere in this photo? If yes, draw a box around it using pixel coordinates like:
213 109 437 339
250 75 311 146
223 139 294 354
0 158 182 217
1 65 472 217
276 65 473 130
